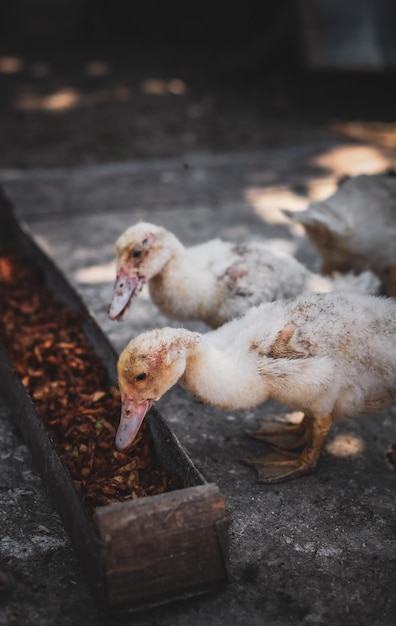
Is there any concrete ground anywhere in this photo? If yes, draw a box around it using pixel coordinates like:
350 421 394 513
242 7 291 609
1 21 396 626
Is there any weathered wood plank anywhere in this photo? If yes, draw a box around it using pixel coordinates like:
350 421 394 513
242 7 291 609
96 484 229 607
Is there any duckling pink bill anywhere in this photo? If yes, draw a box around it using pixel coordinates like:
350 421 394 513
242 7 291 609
115 398 153 450
109 269 142 320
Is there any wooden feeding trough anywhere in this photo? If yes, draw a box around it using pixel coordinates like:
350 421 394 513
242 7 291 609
0 187 230 613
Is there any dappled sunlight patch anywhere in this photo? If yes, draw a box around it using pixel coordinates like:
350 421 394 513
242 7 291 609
246 186 308 234
15 87 81 112
246 179 347 226
245 142 392 233
331 120 396 150
167 78 186 95
41 87 81 111
141 78 186 95
74 261 116 284
141 78 167 95
325 433 365 457
306 178 338 200
0 56 24 73
310 145 390 177
14 85 133 112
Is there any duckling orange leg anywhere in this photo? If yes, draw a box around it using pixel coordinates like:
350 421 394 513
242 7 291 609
243 414 333 483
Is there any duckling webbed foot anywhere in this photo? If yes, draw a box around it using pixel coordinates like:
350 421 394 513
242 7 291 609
242 449 311 483
243 414 333 483
246 416 311 450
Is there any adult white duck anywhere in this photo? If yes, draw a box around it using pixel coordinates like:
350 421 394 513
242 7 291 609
284 172 396 296
109 222 380 328
116 291 396 483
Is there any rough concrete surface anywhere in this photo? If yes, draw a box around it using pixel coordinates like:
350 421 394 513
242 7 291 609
1 21 396 626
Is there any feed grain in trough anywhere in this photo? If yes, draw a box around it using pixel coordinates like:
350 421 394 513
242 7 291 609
0 187 230 613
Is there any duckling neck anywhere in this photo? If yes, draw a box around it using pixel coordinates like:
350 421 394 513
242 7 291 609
149 247 223 325
180 336 266 410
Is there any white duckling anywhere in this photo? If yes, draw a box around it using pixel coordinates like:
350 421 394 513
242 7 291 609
116 291 396 483
109 221 380 328
284 172 396 296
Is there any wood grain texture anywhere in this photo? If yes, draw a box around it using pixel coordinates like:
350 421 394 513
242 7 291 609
95 484 230 608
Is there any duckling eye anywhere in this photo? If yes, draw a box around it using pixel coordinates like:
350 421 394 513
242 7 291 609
135 372 147 382
132 247 142 258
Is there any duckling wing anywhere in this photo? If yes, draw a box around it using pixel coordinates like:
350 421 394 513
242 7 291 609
217 244 311 322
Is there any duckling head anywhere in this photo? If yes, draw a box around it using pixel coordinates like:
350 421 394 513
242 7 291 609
115 327 191 450
109 222 181 320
